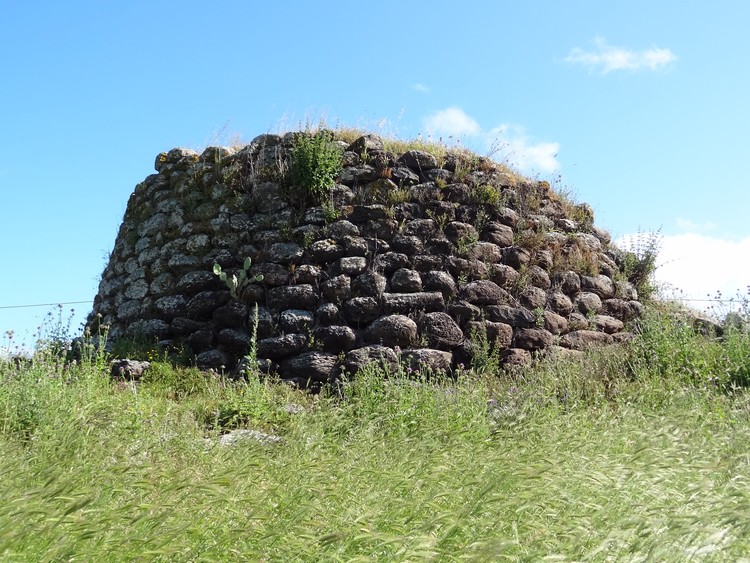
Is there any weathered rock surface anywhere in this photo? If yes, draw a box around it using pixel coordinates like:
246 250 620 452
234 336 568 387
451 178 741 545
419 312 464 350
110 359 150 380
364 315 418 347
343 345 399 375
89 131 644 383
214 429 282 448
402 349 453 374
280 352 338 382
560 330 614 350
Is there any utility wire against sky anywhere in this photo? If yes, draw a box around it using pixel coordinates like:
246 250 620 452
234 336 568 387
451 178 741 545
0 301 92 310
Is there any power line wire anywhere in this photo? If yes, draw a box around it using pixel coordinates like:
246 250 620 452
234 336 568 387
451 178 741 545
0 301 92 310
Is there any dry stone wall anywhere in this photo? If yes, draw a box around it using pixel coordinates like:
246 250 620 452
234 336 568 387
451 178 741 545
89 131 643 386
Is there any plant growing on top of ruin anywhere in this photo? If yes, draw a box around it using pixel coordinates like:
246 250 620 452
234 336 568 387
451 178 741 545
289 130 343 209
570 202 595 231
619 229 662 302
322 200 339 223
470 184 502 207
456 232 480 257
213 257 264 300
426 208 450 232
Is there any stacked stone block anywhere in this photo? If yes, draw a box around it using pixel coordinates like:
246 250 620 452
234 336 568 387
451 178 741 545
89 132 643 385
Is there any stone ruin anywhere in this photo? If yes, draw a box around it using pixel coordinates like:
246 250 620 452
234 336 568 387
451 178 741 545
88 131 644 386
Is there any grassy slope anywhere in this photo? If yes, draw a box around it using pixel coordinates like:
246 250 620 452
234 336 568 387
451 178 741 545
1 306 750 561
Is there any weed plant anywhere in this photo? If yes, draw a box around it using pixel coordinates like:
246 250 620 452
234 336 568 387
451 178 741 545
10 123 747 558
2 301 750 560
289 130 343 209
619 228 662 301
705 286 750 328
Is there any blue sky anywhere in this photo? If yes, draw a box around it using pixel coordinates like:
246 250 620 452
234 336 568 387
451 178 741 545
2 0 749 350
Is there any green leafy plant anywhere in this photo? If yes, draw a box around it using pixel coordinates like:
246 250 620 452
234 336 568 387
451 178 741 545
471 184 502 207
619 229 662 301
515 183 543 216
474 209 489 234
386 188 410 206
466 323 503 375
534 307 545 328
457 232 479 256
245 304 261 374
426 208 450 232
4 296 750 558
570 202 595 230
213 257 264 300
34 305 77 364
302 230 316 249
322 200 339 223
76 316 110 368
278 221 294 242
289 131 343 208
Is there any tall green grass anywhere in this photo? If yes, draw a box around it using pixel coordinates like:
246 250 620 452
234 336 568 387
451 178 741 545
1 306 750 561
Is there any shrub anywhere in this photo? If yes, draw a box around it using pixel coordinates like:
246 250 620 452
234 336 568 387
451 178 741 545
289 131 343 208
619 229 662 301
471 184 502 207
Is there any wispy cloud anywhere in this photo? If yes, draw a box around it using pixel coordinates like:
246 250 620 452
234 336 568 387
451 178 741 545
423 107 559 173
424 107 480 136
488 125 560 173
618 228 750 312
566 37 676 74
412 83 430 93
675 218 716 233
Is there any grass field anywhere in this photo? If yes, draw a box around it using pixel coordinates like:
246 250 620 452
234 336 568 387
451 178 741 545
1 304 750 561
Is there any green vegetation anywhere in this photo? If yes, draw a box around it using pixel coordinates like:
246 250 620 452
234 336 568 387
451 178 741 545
4 124 747 559
1 300 750 560
620 228 662 301
289 130 343 209
212 257 264 300
470 183 503 207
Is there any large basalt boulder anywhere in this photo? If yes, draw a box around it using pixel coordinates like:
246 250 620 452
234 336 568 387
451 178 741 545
382 292 445 314
465 320 513 349
313 325 357 353
402 349 453 374
560 330 614 350
364 315 418 347
419 312 464 350
390 268 423 292
110 359 150 380
485 305 537 328
280 352 338 382
344 345 399 375
514 328 554 351
459 281 511 306
398 150 438 172
343 297 380 324
257 334 307 359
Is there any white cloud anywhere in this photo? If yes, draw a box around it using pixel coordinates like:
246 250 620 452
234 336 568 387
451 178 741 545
412 83 430 93
566 37 676 74
488 125 560 173
422 108 560 173
424 107 480 136
619 230 750 313
675 218 716 233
